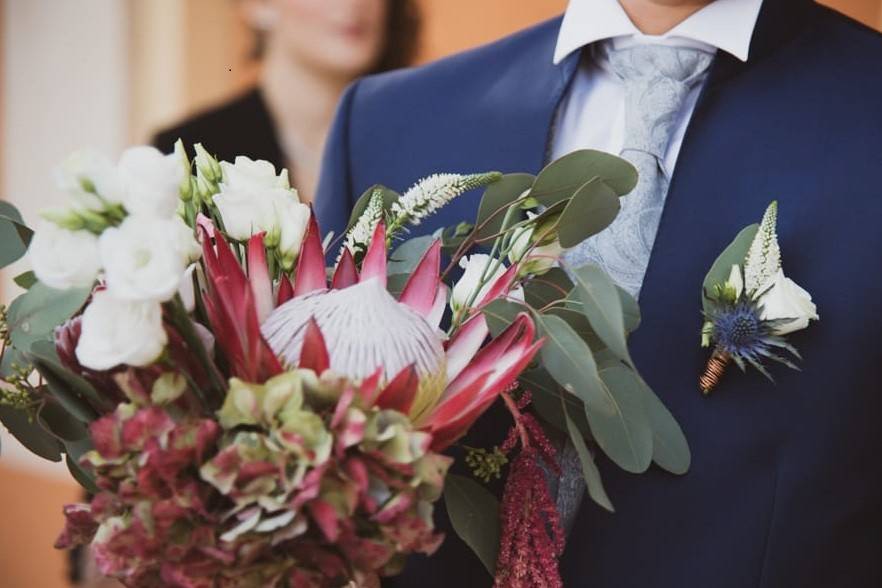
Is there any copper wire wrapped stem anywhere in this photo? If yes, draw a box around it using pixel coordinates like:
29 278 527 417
699 349 731 395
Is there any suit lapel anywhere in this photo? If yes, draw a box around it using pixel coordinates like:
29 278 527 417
634 0 817 373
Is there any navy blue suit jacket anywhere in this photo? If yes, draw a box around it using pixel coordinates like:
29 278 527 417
316 1 882 586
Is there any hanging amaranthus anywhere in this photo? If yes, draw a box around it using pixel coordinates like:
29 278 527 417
494 391 565 588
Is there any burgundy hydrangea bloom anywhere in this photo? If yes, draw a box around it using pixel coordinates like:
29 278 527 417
56 402 224 587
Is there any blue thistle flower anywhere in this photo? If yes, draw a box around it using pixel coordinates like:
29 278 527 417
705 300 802 382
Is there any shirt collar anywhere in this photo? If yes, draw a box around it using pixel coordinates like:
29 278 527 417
553 0 765 64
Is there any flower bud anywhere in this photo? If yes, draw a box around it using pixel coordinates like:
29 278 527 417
193 143 220 183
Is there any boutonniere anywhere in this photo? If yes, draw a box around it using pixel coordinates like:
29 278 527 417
699 201 819 394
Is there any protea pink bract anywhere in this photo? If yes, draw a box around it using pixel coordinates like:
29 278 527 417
261 217 542 450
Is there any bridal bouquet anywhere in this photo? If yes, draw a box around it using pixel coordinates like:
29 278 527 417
0 143 689 587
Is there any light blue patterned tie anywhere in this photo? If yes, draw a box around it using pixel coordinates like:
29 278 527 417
555 44 714 534
563 44 714 298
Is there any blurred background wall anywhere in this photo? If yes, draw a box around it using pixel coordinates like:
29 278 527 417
0 1 880 586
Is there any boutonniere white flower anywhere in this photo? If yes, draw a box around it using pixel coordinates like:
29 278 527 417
699 201 818 394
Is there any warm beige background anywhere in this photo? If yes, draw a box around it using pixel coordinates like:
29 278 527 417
1 1 880 586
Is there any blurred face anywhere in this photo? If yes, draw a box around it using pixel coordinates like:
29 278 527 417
245 0 388 79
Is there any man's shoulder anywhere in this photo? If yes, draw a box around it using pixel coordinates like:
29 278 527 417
349 16 563 115
809 4 882 78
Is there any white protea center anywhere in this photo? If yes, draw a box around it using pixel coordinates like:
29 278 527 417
261 278 447 417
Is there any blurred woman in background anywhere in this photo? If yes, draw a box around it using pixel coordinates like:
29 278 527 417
154 0 421 203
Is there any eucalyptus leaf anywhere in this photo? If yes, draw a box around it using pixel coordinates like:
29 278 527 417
482 299 526 338
523 268 573 309
525 199 567 236
387 235 434 275
0 346 30 378
523 368 591 439
444 474 499 576
66 453 98 493
6 282 90 349
38 398 89 442
617 286 641 334
345 185 399 231
544 304 604 351
531 150 638 208
562 401 614 513
474 173 534 241
29 352 103 421
570 265 633 368
535 313 652 473
63 436 94 463
0 200 25 223
0 405 63 462
13 271 37 290
702 224 759 315
438 222 474 253
0 201 31 269
557 179 621 248
386 273 410 298
634 375 691 474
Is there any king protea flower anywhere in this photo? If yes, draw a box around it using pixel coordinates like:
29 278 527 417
254 216 543 451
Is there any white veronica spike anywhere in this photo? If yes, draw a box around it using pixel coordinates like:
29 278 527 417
744 200 781 296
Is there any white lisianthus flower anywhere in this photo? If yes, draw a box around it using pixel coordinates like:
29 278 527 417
75 290 167 369
118 146 185 218
508 222 563 276
54 150 122 211
757 269 819 335
178 264 198 312
28 221 101 290
171 216 202 263
219 156 289 192
451 254 509 314
99 216 190 302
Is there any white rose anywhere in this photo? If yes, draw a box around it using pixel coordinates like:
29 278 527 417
213 178 305 252
118 146 184 218
212 186 276 242
99 216 190 302
28 221 101 290
76 290 167 369
220 156 289 192
451 254 510 313
54 150 123 211
757 269 819 335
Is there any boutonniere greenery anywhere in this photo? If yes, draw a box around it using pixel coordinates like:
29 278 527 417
699 201 819 394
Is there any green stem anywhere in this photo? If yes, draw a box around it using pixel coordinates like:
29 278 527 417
448 204 523 334
166 296 226 408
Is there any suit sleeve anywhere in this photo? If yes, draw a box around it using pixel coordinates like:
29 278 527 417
315 80 361 244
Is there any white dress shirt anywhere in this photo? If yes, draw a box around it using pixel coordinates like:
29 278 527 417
550 0 765 175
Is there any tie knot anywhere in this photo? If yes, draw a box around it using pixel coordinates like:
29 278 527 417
601 44 714 160
604 44 714 86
